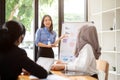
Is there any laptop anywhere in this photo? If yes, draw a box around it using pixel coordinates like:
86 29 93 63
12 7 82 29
36 57 54 73
61 70 89 76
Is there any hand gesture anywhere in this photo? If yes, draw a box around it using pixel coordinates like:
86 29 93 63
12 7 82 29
59 34 68 40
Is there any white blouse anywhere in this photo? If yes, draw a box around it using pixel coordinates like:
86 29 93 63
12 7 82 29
67 44 98 75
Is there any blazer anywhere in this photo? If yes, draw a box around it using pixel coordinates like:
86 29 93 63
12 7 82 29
0 45 48 80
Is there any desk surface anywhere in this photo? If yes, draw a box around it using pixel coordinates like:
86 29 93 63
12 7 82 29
18 71 97 80
51 71 97 80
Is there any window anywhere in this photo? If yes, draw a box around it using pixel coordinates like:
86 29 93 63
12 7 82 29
5 0 87 60
64 0 85 22
6 0 34 60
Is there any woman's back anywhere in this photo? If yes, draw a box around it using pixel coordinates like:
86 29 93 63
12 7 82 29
0 20 48 80
0 45 25 80
0 45 48 80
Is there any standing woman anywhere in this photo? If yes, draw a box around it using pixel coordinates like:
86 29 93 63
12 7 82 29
35 15 64 59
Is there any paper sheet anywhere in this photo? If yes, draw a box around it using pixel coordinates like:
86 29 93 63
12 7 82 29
30 74 69 80
36 57 54 72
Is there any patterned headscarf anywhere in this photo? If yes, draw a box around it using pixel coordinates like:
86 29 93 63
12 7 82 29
74 24 101 59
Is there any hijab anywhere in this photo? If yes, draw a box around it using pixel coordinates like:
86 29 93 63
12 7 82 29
74 24 101 59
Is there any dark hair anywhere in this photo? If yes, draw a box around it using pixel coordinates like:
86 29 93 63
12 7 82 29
40 15 53 33
0 20 26 52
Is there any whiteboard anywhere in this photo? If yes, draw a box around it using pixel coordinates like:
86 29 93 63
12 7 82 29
60 22 93 62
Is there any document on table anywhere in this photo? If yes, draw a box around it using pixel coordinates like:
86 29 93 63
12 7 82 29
30 74 69 80
36 57 54 73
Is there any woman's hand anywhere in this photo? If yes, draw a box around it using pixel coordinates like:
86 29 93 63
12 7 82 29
21 68 30 75
51 60 66 71
59 34 68 40
47 44 58 48
51 64 65 71
47 44 56 48
52 34 68 47
51 44 58 47
55 60 65 64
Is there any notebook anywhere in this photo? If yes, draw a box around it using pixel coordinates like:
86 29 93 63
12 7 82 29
36 57 54 73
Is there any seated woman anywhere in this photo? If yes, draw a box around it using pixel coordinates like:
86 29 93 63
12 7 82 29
51 24 101 79
0 20 48 80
